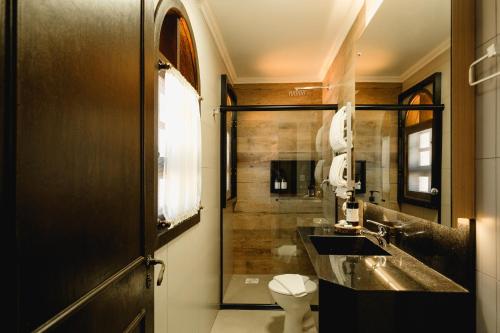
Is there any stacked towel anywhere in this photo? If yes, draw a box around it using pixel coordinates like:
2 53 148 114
314 160 325 184
329 106 348 152
273 274 309 297
329 153 347 187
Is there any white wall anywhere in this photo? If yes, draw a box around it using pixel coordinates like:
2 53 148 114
153 0 227 332
475 0 500 332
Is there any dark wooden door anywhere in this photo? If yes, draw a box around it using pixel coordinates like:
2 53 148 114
4 0 157 331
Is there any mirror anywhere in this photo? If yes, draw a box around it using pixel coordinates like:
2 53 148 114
355 0 451 226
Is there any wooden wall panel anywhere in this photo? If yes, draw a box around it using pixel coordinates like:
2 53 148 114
355 82 402 104
451 0 475 226
234 83 322 105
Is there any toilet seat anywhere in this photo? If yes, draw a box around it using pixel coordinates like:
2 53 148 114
268 275 317 296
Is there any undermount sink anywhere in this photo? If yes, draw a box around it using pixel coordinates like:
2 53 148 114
309 235 391 256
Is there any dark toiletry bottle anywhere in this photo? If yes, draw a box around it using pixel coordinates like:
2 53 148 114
308 184 315 197
345 190 359 226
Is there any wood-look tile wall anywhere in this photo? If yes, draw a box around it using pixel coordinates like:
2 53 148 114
230 83 322 274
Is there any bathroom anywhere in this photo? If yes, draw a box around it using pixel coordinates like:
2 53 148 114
6 0 499 332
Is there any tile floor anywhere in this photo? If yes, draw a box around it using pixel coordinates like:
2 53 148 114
210 310 319 333
223 274 319 305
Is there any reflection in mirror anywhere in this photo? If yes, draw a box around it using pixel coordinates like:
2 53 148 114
355 0 451 226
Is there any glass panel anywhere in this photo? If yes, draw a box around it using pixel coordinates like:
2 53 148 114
221 110 328 306
407 128 432 193
277 110 324 307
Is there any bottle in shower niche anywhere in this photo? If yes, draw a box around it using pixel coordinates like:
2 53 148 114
274 178 281 190
281 178 287 190
345 190 359 226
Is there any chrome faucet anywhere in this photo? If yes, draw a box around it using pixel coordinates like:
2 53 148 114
361 225 388 247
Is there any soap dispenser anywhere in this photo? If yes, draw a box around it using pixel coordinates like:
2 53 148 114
345 190 359 226
281 178 288 190
274 178 281 190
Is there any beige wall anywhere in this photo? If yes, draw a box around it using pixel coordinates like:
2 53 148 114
153 0 226 332
475 0 500 332
402 49 451 226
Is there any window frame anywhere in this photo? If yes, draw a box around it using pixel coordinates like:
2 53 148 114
397 73 443 211
154 0 201 249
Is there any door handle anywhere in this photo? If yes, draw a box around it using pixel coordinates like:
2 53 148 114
146 255 166 286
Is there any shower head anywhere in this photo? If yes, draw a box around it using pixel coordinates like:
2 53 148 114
288 89 307 97
294 85 332 91
289 84 332 97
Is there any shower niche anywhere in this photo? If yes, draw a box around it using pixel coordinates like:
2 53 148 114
270 160 316 196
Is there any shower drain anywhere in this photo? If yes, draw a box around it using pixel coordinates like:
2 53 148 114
244 278 260 284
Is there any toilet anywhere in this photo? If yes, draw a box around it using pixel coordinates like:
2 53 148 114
268 274 318 333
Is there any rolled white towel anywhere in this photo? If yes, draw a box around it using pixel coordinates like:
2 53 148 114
335 186 349 199
329 154 347 187
315 126 324 153
329 106 347 152
273 274 309 297
314 159 324 184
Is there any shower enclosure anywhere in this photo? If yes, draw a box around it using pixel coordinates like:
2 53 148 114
219 81 338 308
218 76 445 310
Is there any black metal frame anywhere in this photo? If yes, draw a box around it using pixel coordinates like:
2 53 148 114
217 102 445 311
397 73 443 218
219 104 444 112
220 74 238 208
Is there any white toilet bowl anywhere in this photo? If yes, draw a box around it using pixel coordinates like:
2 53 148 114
268 275 317 333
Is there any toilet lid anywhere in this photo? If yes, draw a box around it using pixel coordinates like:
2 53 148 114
268 275 317 296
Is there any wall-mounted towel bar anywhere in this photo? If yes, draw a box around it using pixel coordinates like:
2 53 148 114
469 44 499 86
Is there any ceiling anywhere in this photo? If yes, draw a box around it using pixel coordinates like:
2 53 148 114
201 0 364 83
356 0 451 82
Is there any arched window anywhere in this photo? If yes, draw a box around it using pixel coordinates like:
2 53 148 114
398 74 442 209
159 10 199 91
155 2 201 245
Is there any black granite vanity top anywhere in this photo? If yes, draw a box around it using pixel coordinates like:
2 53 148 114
298 226 468 293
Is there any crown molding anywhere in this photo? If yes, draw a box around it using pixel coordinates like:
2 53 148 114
235 75 321 84
318 0 364 82
399 38 451 82
199 0 237 83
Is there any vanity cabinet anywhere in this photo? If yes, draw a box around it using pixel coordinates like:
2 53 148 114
319 280 472 333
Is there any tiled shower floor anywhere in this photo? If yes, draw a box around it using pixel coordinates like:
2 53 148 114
210 310 319 333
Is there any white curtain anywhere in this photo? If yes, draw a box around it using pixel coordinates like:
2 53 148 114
158 68 202 225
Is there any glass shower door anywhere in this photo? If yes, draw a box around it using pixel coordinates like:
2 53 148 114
221 108 330 307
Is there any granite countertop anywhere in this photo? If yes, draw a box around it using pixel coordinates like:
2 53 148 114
298 226 468 293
